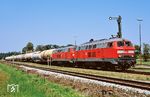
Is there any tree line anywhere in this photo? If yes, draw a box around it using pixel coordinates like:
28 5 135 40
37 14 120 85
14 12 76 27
0 52 21 59
21 42 74 53
135 43 150 61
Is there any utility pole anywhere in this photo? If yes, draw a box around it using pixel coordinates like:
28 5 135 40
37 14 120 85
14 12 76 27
12 55 14 65
137 19 143 64
109 15 122 38
47 56 50 66
73 36 77 67
74 36 77 46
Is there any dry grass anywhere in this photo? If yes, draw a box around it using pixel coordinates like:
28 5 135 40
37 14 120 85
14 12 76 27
0 72 8 85
130 64 150 72
0 70 9 96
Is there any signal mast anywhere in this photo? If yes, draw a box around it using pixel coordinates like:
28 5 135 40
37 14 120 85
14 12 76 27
109 15 122 38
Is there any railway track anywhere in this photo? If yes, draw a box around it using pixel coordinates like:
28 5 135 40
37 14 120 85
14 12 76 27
9 62 150 91
89 67 150 75
2 61 150 76
123 70 150 75
7 61 150 76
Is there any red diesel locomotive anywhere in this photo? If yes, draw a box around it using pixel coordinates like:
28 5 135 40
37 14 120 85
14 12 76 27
52 38 136 70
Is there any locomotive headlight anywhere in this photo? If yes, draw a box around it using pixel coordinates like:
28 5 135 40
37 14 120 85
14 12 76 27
118 55 122 57
117 50 124 54
128 50 134 53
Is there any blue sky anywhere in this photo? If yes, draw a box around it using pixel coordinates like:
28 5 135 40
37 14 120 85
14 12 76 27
0 0 149 52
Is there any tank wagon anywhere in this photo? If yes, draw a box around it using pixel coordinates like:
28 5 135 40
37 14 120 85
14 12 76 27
5 38 136 70
40 49 55 62
31 51 41 62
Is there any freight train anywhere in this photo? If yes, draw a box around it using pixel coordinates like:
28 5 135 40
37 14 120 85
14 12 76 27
5 37 136 70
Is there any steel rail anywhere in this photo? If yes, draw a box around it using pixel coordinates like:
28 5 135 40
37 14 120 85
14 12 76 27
10 61 150 75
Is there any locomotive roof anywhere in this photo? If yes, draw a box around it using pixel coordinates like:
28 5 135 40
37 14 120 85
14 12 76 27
56 45 75 50
81 38 130 46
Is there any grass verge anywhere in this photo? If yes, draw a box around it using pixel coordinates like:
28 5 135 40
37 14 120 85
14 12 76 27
131 59 150 72
0 63 84 97
136 59 150 66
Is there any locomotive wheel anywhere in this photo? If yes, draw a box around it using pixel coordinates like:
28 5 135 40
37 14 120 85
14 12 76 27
120 65 127 71
121 67 126 71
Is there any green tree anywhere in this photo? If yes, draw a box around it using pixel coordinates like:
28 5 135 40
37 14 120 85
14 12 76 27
143 43 150 62
24 42 34 53
53 45 60 48
22 47 27 54
35 45 44 51
44 45 52 50
35 45 53 51
134 45 140 58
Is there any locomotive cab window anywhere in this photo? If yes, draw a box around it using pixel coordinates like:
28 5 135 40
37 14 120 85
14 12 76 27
78 47 81 50
89 45 92 49
117 41 124 47
86 45 88 50
125 41 133 46
93 44 97 48
107 42 113 47
97 43 101 48
81 46 86 50
68 48 70 52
